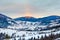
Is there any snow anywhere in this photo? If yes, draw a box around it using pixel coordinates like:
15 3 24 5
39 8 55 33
1 20 60 40
0 28 17 36
0 27 60 40
8 21 48 31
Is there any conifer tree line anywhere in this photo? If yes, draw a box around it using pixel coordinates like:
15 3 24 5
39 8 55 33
0 33 11 40
0 32 60 40
28 33 60 40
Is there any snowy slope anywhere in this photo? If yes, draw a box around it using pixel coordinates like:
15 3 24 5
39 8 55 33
0 27 60 40
0 14 17 28
8 20 60 31
8 21 48 31
8 15 60 31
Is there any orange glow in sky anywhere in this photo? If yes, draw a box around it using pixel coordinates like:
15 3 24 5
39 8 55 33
25 4 32 17
25 13 32 17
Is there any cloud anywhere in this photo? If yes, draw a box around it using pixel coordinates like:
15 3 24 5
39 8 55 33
29 0 60 13
0 0 60 18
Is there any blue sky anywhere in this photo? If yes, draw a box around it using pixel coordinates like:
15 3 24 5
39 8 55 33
0 0 60 18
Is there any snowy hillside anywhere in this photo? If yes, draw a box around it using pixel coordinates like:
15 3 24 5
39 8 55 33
8 15 60 30
8 20 60 31
0 14 17 28
0 27 60 40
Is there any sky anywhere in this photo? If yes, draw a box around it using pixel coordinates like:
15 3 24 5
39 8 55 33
0 0 60 18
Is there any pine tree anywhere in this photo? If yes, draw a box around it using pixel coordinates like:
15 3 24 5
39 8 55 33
5 34 11 39
38 36 40 39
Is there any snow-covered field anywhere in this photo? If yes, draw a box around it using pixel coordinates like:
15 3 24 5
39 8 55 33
0 28 60 40
0 21 60 40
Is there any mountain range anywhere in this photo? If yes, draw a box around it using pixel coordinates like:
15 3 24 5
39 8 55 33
0 13 60 28
14 15 60 22
14 15 60 25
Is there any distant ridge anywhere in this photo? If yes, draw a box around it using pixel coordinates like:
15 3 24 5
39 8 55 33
14 15 60 22
14 16 38 22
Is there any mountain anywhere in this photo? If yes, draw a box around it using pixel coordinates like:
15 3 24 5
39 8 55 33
14 17 37 22
14 15 60 25
37 15 60 25
0 13 17 28
10 15 60 31
0 14 60 40
0 13 60 30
